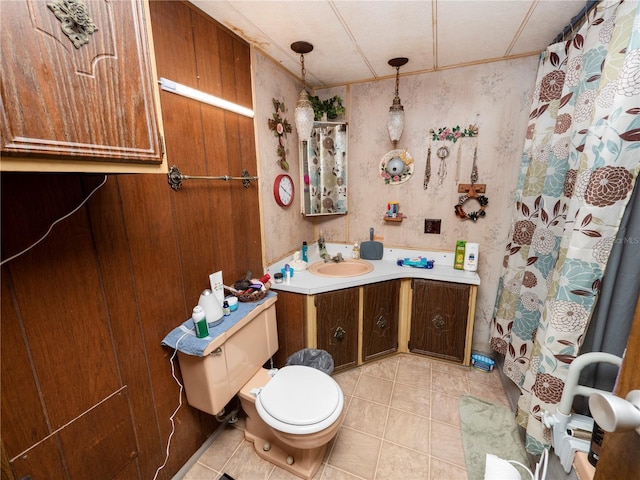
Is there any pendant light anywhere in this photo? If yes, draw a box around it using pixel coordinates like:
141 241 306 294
291 41 315 141
387 57 409 148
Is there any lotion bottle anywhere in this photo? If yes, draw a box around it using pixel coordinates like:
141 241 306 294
464 243 479 272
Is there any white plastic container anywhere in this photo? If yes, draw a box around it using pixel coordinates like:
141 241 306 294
199 289 224 327
464 242 479 272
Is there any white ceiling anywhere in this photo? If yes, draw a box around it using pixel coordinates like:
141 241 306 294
189 0 588 88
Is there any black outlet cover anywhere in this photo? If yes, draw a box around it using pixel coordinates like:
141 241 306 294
424 219 441 234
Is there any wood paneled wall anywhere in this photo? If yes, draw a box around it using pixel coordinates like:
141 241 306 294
594 296 640 479
0 2 261 479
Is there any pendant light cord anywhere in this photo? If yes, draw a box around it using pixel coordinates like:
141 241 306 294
394 66 400 98
299 53 307 89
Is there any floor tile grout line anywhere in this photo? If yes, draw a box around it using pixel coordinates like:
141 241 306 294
323 368 363 478
323 463 369 480
427 453 469 472
214 429 249 478
186 356 514 479
371 358 399 480
194 460 219 474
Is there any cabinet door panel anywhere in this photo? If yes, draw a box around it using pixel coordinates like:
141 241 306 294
273 292 306 368
1 0 162 163
410 279 469 363
363 281 399 361
315 288 358 372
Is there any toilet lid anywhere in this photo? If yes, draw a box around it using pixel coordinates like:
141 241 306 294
257 365 342 427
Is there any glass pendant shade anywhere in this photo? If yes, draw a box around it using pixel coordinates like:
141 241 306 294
387 57 408 147
387 98 405 146
295 89 315 141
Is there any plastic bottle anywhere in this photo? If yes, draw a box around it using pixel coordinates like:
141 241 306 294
284 264 291 285
464 243 479 272
454 240 466 270
588 422 604 466
302 241 308 262
222 300 230 316
192 305 209 338
352 242 360 259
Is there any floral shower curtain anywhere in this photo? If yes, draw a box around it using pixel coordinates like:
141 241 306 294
306 125 347 214
491 0 640 454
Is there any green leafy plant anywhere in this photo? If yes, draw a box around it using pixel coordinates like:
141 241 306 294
308 94 345 121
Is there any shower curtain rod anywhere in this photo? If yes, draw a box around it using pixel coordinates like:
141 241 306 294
550 0 599 44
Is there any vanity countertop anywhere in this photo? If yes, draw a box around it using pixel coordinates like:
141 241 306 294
267 243 480 295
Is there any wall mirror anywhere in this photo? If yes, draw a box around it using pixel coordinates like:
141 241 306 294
300 121 348 216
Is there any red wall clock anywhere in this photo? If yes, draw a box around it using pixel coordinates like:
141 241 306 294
274 174 294 207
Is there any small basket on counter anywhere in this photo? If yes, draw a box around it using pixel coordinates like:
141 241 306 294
224 281 271 302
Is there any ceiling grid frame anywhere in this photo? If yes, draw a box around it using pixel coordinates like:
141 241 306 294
189 0 590 88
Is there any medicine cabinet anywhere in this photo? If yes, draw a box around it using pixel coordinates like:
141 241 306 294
300 122 348 216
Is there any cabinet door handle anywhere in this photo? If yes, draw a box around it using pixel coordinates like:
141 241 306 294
432 314 445 329
334 327 346 341
376 315 387 329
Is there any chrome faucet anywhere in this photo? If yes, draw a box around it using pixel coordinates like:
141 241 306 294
318 236 328 258
318 237 345 262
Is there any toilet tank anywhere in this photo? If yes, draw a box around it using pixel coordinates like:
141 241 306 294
178 296 278 416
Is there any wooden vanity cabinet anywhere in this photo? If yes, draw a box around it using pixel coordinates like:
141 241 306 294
315 288 359 372
362 280 400 361
272 291 306 368
409 279 471 363
1 0 164 171
272 277 475 371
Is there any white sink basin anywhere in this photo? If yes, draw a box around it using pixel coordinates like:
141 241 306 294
308 259 374 277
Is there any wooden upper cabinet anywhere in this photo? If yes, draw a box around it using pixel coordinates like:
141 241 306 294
1 0 165 172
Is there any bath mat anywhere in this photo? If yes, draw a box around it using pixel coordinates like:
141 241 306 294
459 395 530 480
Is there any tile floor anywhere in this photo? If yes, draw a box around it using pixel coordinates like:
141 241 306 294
182 353 511 480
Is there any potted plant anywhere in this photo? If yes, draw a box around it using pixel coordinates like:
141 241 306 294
308 94 345 121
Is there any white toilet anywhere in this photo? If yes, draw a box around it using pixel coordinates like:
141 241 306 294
176 298 344 480
239 365 344 479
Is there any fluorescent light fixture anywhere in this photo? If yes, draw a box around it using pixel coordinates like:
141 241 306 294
159 78 254 118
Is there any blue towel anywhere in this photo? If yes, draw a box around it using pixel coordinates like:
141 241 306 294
161 291 277 356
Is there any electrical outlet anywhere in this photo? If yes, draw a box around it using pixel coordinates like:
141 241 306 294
424 219 441 234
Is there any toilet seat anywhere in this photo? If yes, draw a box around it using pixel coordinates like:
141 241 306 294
255 365 344 434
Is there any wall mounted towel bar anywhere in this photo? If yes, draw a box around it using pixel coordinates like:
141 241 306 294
168 165 258 191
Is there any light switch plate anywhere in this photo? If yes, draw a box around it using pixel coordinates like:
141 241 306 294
424 219 441 234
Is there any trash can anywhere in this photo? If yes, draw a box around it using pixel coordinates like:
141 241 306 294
286 348 334 375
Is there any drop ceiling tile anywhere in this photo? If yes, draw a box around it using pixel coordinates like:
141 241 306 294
436 1 534 67
189 0 593 86
333 1 435 78
510 0 587 54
